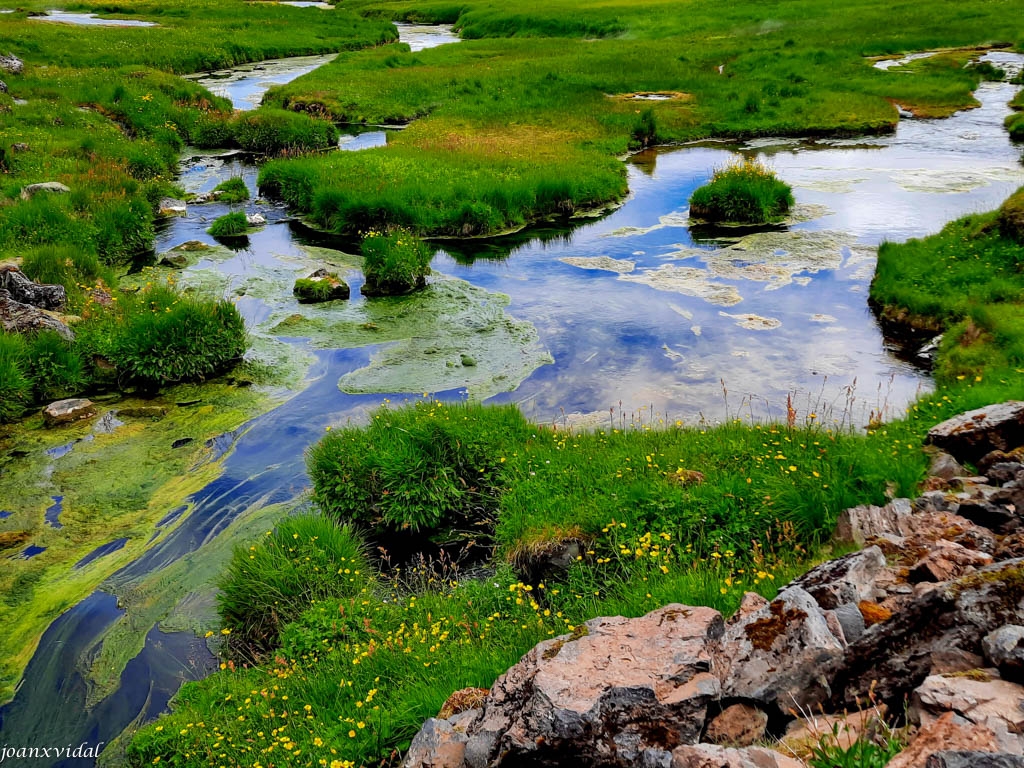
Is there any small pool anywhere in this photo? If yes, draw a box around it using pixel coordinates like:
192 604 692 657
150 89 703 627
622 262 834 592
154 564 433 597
29 10 156 26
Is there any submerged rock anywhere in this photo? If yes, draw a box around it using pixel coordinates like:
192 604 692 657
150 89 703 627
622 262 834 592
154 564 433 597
43 398 96 426
19 181 70 200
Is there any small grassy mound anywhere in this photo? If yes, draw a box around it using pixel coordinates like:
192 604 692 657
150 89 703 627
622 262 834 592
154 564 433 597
998 189 1024 244
308 401 533 537
218 514 368 657
360 230 432 296
207 211 249 238
234 109 340 155
212 177 250 205
1007 111 1024 142
689 159 794 224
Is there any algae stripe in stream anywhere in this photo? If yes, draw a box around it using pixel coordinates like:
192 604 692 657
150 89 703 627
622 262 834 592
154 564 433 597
0 383 279 706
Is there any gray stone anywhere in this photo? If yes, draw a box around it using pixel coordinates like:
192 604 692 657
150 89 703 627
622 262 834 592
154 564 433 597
0 267 66 310
931 451 967 481
831 602 866 644
835 498 914 546
956 500 1018 534
788 547 886 609
158 197 187 216
246 212 267 226
988 463 1024 486
0 289 74 340
19 181 70 200
43 398 96 426
721 586 844 714
983 626 1024 683
0 53 23 75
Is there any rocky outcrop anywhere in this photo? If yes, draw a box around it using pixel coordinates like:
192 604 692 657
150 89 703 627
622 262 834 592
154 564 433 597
927 402 1024 464
158 197 187 216
43 398 96 426
404 605 726 768
0 266 66 310
405 401 1024 768
19 181 70 200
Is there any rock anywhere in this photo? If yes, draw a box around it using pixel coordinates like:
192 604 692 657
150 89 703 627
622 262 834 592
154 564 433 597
246 213 267 227
293 269 350 303
913 674 1024 753
788 547 886 609
928 648 986 675
981 449 1024 475
857 599 892 626
997 534 1024 561
731 592 769 624
926 753 1024 768
158 197 187 216
0 266 66 310
930 451 966 481
830 602 866 644
402 604 726 768
704 703 768 747
835 498 914 546
956 500 1019 534
721 587 844 714
0 80 6 94
0 289 74 340
10 143 28 153
927 402 1024 465
403 709 477 768
438 688 488 720
670 745 804 768
989 463 1024 486
0 53 23 75
886 712 1001 768
43 398 96 426
908 540 993 583
781 708 885 758
954 525 998 555
19 181 70 200
918 334 944 364
983 626 1024 683
833 560 1024 713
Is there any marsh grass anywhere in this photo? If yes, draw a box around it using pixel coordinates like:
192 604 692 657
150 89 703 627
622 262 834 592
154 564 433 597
217 515 369 658
212 177 250 205
689 158 794 224
360 230 432 295
0 333 31 423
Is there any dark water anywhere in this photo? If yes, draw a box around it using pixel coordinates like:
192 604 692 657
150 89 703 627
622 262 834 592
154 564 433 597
1 40 1021 763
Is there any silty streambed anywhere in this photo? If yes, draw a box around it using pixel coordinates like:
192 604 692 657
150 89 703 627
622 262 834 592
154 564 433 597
0 40 1022 763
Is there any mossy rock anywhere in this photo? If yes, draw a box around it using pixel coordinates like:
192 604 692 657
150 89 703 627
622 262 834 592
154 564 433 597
997 188 1024 245
293 269 350 303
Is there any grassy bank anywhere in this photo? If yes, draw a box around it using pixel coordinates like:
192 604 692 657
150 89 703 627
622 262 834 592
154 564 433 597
255 0 1019 236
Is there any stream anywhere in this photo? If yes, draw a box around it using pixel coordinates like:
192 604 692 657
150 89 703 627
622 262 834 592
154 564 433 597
0 26 1022 763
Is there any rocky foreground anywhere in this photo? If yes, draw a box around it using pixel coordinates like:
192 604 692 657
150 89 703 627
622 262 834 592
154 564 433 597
404 402 1024 768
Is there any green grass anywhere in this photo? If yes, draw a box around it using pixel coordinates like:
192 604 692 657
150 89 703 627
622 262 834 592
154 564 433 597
0 333 32 423
871 197 1024 391
211 177 250 205
253 0 1015 237
208 211 250 238
689 158 794 224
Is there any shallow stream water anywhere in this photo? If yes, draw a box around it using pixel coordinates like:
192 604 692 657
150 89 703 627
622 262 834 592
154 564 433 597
0 35 1022 762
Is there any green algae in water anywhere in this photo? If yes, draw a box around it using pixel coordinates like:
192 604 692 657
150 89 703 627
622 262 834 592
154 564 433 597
269 276 553 399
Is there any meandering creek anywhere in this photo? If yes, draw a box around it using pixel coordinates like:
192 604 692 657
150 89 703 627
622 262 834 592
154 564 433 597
0 30 1022 762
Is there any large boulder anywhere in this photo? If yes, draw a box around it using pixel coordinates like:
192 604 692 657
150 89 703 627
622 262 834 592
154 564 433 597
0 289 74 340
787 547 886 609
403 604 726 768
19 181 70 200
720 586 844 714
927 402 1024 465
0 266 66 310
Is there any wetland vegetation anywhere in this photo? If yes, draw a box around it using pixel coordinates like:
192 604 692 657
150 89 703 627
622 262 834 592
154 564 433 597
0 0 1022 762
